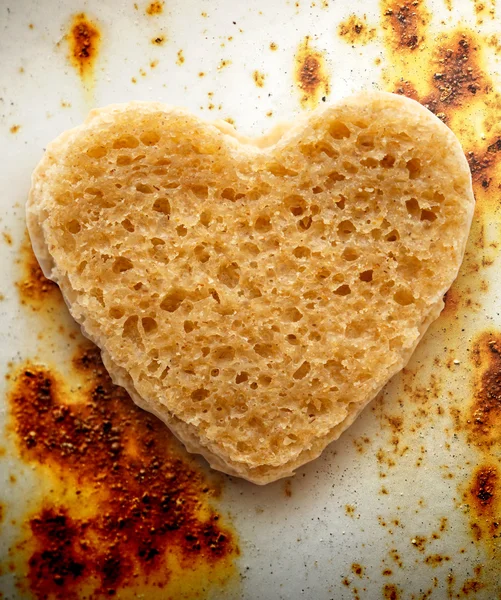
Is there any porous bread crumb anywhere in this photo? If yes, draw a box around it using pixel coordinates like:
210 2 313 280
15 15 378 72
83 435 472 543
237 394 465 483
27 93 474 484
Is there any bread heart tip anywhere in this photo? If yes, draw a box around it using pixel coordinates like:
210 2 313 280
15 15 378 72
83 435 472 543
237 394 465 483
27 91 474 484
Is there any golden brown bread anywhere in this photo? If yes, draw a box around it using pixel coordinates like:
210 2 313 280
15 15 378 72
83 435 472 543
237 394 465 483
27 92 474 484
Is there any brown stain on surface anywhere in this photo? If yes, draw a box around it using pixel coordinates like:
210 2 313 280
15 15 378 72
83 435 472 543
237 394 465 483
294 36 330 109
7 346 239 599
151 35 166 46
10 125 21 134
253 71 265 88
338 14 377 45
16 237 60 311
146 1 164 15
67 13 101 95
381 0 431 52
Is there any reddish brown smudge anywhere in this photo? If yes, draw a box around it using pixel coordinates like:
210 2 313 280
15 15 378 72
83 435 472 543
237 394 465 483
7 346 239 599
383 583 401 600
146 1 164 15
381 0 431 52
294 36 330 109
16 236 60 311
338 14 376 45
468 334 501 448
351 563 364 577
2 232 13 246
151 35 166 45
68 13 101 81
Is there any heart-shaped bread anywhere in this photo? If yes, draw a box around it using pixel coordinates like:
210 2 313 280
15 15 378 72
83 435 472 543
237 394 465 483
27 92 474 484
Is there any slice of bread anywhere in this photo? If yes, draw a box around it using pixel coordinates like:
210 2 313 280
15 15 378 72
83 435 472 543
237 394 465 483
27 92 474 484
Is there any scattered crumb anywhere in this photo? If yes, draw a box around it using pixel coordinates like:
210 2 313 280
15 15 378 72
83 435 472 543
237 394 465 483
198 72 205 77
266 111 273 117
151 35 165 45
131 77 137 84
201 11 208 17
10 125 20 134
218 59 231 70
270 42 278 51
177 49 185 65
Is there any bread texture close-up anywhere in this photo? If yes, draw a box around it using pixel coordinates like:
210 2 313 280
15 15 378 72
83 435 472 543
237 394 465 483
27 91 474 484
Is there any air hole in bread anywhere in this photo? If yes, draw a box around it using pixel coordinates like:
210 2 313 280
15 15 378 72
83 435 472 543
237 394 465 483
213 345 235 362
285 307 303 322
254 343 274 358
151 237 164 246
285 195 306 216
191 185 209 199
197 211 211 227
194 245 210 263
87 146 107 159
286 334 300 345
136 183 154 194
421 209 437 221
316 267 331 280
406 198 421 218
218 262 240 288
176 225 188 237
152 197 171 216
109 306 124 319
210 368 219 377
160 288 188 312
385 230 400 242
210 289 221 303
221 187 236 201
268 163 298 177
113 135 139 149
309 331 321 341
142 317 158 334
247 286 262 299
236 372 249 384
357 133 375 150
406 158 421 179
133 282 143 291
334 284 351 296
293 361 311 379
259 375 272 386
293 246 311 259
255 216 272 233
359 269 373 282
77 260 87 274
337 220 355 238
67 220 81 234
116 155 132 166
361 157 378 168
342 248 358 261
184 320 195 333
329 121 350 139
121 218 135 232
394 289 415 306
318 142 339 158
122 315 142 344
312 186 323 194
343 162 358 174
85 187 103 198
380 154 395 168
113 257 134 273
140 131 161 146
191 388 210 401
327 171 346 184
